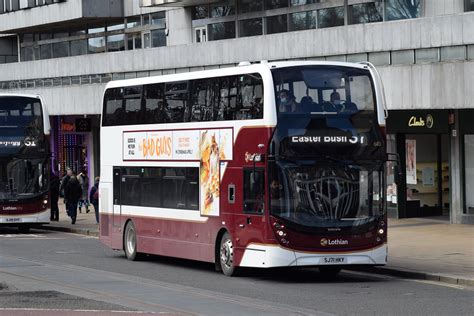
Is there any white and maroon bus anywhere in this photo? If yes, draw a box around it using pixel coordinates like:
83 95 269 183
0 93 51 232
99 61 388 276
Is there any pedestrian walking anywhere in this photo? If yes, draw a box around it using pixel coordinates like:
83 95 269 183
77 170 90 214
49 172 60 221
89 177 100 224
64 173 82 224
59 167 73 199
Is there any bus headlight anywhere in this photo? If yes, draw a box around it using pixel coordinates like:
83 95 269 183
43 199 48 205
378 228 384 235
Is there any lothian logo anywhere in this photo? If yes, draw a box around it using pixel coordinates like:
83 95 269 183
320 238 349 246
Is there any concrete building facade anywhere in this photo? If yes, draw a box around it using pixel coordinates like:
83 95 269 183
0 0 473 223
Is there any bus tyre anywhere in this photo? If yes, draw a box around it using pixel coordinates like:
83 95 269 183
319 266 341 277
124 221 142 261
18 225 30 234
219 232 238 277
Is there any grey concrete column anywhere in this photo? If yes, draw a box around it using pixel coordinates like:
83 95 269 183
449 110 463 224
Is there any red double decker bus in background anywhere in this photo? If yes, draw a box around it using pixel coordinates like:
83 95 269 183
99 61 388 276
0 94 51 233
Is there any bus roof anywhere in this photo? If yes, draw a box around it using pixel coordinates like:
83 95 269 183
104 60 370 90
0 93 42 100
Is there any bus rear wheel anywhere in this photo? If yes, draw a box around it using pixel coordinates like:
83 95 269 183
219 232 239 276
124 221 142 261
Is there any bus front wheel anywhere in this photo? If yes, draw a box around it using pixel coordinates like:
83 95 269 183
124 221 142 261
219 232 239 276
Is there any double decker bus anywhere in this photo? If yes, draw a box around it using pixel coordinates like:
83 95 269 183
0 94 51 232
99 61 388 276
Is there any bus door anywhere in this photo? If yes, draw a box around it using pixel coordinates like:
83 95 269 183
112 167 122 228
236 168 266 248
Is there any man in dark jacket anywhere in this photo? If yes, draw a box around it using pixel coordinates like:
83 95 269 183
64 173 82 224
49 173 60 221
89 177 100 224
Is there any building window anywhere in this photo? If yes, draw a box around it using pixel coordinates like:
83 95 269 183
210 2 235 17
192 5 208 19
289 10 317 31
40 44 52 59
318 6 345 28
208 21 236 41
126 33 142 50
151 29 166 47
385 0 421 21
466 0 474 11
267 14 288 34
415 48 439 63
151 12 166 27
265 0 287 10
52 41 69 58
240 0 263 13
440 46 467 61
107 34 126 52
239 18 263 37
126 15 141 28
391 49 414 65
291 0 317 6
349 2 383 24
88 37 106 54
70 39 87 56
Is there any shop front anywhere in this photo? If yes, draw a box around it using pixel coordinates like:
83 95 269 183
386 110 450 219
460 109 474 219
49 115 100 183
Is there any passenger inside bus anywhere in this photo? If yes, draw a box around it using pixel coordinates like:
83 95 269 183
278 89 298 113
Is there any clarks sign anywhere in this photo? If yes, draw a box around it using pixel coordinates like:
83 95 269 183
387 110 448 134
408 114 434 128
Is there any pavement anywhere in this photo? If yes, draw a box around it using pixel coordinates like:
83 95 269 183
40 204 474 286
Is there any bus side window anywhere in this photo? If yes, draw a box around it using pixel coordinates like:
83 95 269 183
144 83 165 124
243 169 265 214
103 88 124 126
238 74 263 120
165 81 189 123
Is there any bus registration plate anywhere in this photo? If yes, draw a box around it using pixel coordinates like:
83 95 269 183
323 257 345 264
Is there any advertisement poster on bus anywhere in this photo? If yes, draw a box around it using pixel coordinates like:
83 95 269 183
199 129 233 216
406 139 417 185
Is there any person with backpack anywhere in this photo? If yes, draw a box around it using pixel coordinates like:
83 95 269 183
89 177 100 224
64 172 82 224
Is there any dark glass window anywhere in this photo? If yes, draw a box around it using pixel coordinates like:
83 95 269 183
350 3 383 24
103 88 123 126
40 44 52 59
265 0 287 10
190 78 219 122
291 0 316 5
238 74 264 120
123 86 143 124
144 83 166 123
467 0 474 11
216 76 238 121
208 21 236 41
119 167 199 210
151 12 166 27
318 6 345 28
126 16 141 28
386 0 421 20
240 0 263 13
52 41 69 58
243 169 265 214
70 39 87 56
151 29 166 47
107 22 125 32
107 34 126 52
267 14 287 34
239 18 263 37
290 10 317 31
192 5 208 19
210 3 235 17
165 81 188 122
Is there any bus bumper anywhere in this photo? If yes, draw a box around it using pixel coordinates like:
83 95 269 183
239 243 387 268
0 209 50 225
